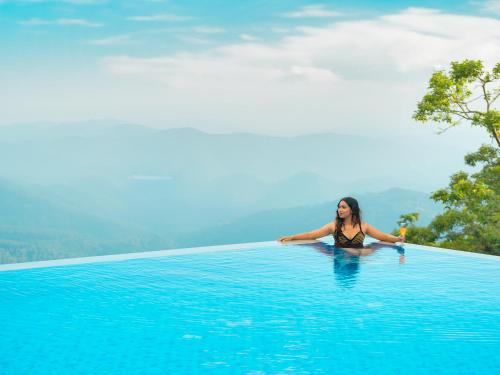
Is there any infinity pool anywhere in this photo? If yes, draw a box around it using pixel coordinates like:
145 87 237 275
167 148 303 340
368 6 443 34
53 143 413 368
1 240 499 374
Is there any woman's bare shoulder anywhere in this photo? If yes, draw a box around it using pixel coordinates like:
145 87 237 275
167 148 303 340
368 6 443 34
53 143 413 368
361 222 372 232
324 221 336 232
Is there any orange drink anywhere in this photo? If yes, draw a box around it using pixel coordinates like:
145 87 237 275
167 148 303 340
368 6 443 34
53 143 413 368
399 227 407 237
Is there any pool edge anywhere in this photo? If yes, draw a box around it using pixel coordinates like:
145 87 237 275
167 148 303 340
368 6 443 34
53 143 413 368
0 240 280 272
1 239 498 272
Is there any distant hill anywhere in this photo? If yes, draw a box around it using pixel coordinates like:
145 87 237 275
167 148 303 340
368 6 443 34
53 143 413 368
0 121 471 193
0 178 127 237
0 122 457 263
0 180 441 264
0 179 172 263
176 188 442 247
0 121 472 231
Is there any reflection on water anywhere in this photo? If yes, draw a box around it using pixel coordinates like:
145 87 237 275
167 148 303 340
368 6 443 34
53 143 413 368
333 248 360 288
298 241 405 288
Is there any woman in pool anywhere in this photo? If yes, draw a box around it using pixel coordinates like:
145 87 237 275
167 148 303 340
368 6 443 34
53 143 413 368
278 197 405 248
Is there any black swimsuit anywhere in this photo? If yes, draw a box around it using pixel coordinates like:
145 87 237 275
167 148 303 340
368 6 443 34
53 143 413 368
334 223 365 248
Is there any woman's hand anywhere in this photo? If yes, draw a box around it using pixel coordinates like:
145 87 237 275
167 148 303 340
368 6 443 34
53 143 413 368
277 223 333 243
397 234 406 243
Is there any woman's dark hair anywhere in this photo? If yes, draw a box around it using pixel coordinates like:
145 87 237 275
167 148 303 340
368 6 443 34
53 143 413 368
334 197 362 236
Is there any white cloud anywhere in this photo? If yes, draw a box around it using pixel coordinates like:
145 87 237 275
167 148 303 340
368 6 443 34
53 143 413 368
58 18 102 26
480 0 500 15
177 36 214 45
239 34 258 41
289 65 340 83
86 34 130 45
271 27 290 34
282 4 341 18
85 27 223 47
105 8 500 85
126 14 193 22
20 17 102 27
99 8 500 136
192 26 225 34
7 7 498 139
128 26 224 35
19 18 51 26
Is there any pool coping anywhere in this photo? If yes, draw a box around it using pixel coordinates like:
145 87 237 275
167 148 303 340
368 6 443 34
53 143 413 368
0 240 284 272
0 238 498 272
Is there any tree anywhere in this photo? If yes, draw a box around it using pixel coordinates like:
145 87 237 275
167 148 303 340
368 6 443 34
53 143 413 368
397 146 499 254
413 60 500 147
393 211 437 246
397 213 420 227
398 59 500 255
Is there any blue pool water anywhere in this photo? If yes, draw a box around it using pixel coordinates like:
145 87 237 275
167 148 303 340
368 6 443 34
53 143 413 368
1 240 499 374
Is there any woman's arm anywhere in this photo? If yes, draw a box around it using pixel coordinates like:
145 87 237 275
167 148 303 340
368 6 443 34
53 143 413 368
278 222 334 242
364 223 405 243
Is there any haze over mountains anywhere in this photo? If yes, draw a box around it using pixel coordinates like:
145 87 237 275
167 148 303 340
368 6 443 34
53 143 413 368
0 120 469 263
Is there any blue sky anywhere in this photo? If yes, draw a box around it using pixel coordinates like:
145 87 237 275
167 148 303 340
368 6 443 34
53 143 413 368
1 1 499 143
1 1 492 58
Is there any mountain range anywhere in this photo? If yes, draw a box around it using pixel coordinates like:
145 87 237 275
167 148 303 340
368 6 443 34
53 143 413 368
0 121 457 263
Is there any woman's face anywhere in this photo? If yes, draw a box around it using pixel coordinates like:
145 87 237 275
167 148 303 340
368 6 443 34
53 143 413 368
337 201 352 219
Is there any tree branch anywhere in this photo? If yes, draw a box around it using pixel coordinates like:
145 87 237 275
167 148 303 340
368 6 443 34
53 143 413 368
494 131 500 148
490 91 500 105
481 80 490 111
462 102 482 115
436 123 456 134
455 101 470 117
450 93 481 116
449 110 473 121
465 94 484 104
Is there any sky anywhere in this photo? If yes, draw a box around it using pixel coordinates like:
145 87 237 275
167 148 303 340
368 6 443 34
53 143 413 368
1 0 499 143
